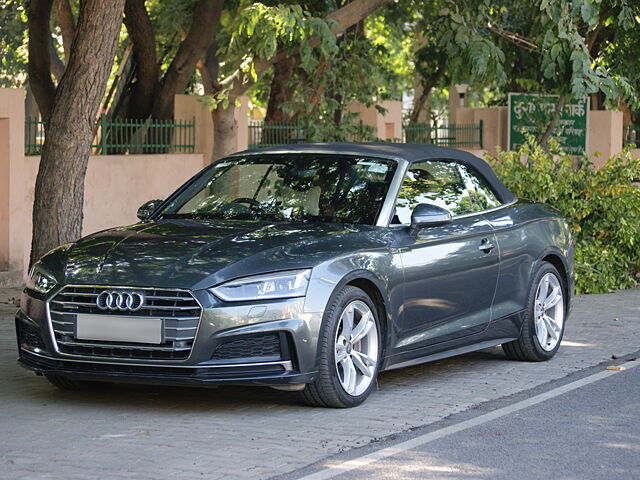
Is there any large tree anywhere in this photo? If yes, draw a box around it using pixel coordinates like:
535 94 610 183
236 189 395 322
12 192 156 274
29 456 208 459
29 0 125 264
116 0 223 121
203 0 391 160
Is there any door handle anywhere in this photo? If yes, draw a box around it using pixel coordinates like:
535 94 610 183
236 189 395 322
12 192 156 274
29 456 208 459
479 238 495 253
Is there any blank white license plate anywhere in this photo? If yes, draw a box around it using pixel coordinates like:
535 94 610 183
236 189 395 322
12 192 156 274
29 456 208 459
76 314 162 344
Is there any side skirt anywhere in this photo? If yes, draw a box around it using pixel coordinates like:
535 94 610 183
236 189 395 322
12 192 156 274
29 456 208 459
382 310 525 372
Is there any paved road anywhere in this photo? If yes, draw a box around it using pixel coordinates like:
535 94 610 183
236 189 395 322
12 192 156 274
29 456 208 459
0 287 639 480
282 357 640 480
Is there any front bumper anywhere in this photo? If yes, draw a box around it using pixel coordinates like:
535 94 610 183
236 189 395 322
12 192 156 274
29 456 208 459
18 348 315 387
16 287 323 387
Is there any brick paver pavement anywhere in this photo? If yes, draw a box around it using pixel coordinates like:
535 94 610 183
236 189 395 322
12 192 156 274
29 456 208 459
1 286 638 480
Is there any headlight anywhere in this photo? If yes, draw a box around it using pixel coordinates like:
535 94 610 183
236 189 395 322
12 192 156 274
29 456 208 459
210 269 311 302
26 265 57 294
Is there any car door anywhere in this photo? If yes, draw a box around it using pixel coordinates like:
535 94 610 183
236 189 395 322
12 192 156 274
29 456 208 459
393 159 502 352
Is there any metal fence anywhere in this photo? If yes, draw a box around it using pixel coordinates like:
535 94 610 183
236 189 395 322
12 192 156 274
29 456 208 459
248 120 306 148
248 120 484 149
624 124 640 147
403 122 483 148
25 114 195 155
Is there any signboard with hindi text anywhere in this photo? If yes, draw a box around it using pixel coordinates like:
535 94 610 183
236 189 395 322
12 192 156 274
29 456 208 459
508 93 589 154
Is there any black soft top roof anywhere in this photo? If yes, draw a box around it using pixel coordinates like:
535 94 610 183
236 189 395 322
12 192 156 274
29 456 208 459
230 142 516 204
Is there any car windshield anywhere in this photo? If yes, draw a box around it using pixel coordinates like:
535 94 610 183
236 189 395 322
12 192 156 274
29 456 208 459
157 154 397 225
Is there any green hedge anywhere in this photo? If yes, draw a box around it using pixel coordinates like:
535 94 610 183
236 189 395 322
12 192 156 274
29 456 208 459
487 140 640 294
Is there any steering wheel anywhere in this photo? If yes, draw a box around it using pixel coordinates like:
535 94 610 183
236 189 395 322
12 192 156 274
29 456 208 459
231 197 264 209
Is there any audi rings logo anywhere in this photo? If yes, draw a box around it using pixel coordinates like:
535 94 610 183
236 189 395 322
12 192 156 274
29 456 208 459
96 290 146 312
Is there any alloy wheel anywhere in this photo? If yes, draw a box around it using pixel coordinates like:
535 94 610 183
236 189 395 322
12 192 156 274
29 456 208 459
334 300 379 396
534 272 564 351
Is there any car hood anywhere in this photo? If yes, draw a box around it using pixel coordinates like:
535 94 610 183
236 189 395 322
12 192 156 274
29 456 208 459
44 219 391 289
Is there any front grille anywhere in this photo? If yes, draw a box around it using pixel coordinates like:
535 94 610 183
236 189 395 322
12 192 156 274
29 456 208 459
211 333 282 361
18 322 47 350
49 286 201 360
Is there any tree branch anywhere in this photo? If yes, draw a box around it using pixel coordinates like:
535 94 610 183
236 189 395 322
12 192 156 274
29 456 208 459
537 94 568 148
123 0 158 119
54 0 76 62
27 0 57 121
48 35 66 82
151 0 223 120
486 22 538 52
216 0 391 101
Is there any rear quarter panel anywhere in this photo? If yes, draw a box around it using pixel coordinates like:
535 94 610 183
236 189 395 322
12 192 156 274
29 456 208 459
482 200 574 321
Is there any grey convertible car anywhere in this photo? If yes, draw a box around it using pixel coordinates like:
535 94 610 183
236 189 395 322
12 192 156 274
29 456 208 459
16 143 573 407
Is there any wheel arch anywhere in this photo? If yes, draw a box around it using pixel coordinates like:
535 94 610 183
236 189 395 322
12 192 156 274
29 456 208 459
331 270 392 358
537 248 572 312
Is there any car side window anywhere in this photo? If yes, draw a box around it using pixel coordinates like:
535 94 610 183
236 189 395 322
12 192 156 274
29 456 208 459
394 160 502 224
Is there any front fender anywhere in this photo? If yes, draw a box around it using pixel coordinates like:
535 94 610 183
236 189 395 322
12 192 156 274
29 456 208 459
302 250 404 365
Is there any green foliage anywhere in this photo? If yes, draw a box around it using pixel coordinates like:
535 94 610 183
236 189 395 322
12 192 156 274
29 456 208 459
147 0 199 73
220 2 338 82
279 34 391 141
487 139 640 294
0 0 27 87
364 7 415 100
538 0 639 105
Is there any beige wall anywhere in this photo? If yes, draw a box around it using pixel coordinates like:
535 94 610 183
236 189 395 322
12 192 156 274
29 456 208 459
19 153 205 275
587 110 624 167
456 107 508 157
1 87 249 282
0 89 25 272
348 101 403 140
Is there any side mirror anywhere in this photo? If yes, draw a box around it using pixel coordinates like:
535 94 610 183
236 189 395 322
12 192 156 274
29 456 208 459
137 199 164 220
409 203 452 236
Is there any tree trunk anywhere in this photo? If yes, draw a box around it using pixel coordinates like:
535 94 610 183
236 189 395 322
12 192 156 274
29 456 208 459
264 54 296 123
151 0 223 120
212 99 237 161
27 0 56 121
201 41 237 162
537 94 568 149
409 79 432 125
30 0 125 265
123 0 158 119
54 0 75 62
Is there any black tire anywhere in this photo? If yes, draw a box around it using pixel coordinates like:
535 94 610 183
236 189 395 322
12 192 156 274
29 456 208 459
502 262 566 362
301 286 382 408
45 374 94 391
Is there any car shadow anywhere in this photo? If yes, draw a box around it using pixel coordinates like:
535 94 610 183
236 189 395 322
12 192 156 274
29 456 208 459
16 347 509 412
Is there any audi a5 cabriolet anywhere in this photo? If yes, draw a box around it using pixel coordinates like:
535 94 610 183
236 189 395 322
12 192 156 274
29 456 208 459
16 143 573 407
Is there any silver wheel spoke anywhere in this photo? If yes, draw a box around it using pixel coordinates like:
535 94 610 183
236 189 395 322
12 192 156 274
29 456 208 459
543 315 560 340
351 311 373 343
538 278 549 305
536 318 548 346
343 357 357 393
351 351 374 377
342 308 354 339
544 287 562 309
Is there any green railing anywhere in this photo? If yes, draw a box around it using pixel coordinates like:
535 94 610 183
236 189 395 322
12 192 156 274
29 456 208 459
403 121 483 148
624 124 640 147
25 114 195 155
248 120 306 148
